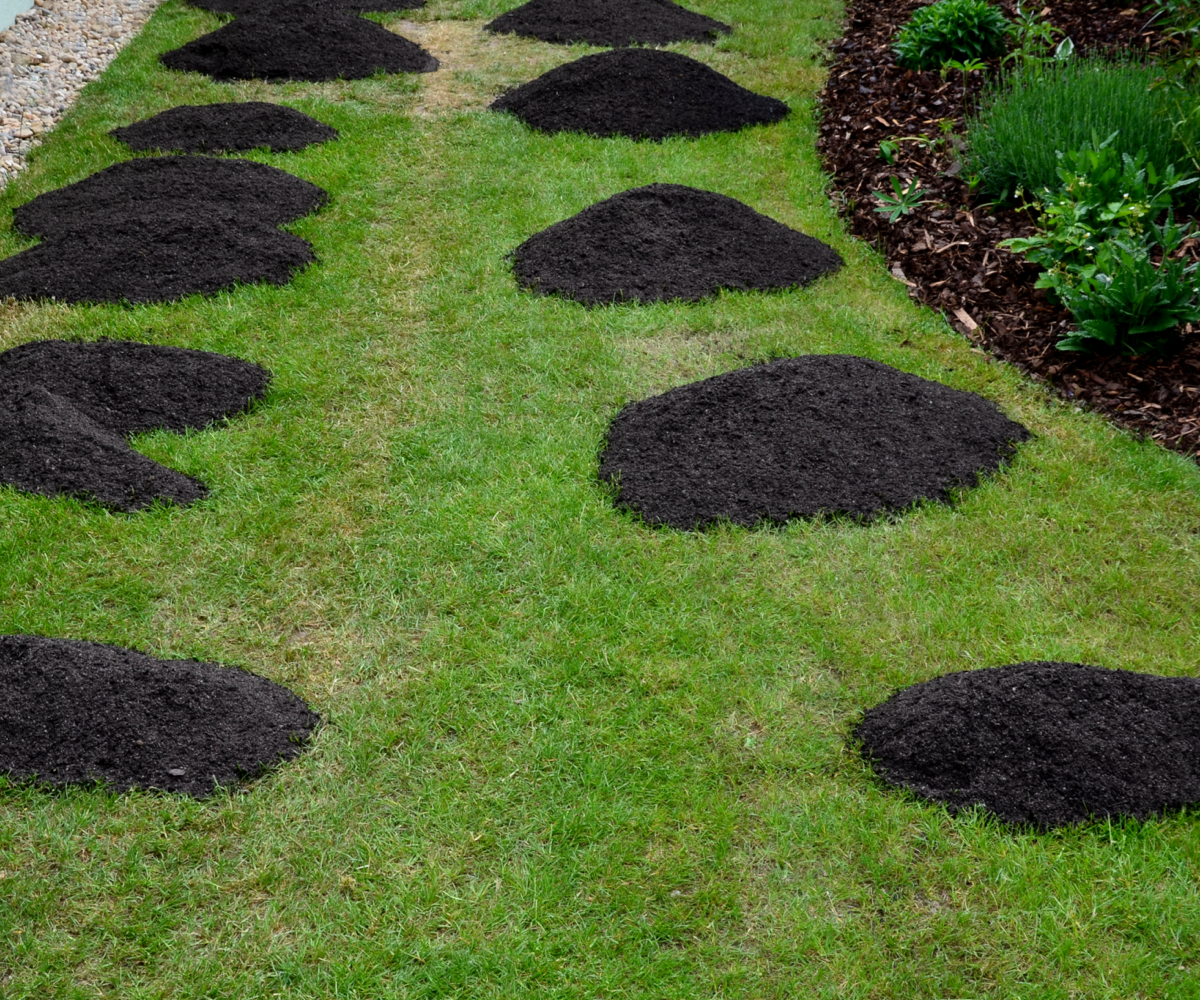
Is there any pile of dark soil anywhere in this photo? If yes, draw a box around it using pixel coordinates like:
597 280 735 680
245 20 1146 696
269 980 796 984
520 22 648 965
162 6 437 82
112 102 339 154
485 0 731 46
0 634 319 797
856 661 1200 829
0 156 326 304
513 183 843 304
492 48 788 140
0 340 268 511
189 0 424 12
818 0 1200 460
599 354 1029 529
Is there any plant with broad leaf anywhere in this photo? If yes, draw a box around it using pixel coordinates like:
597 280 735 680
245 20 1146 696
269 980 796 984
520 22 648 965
893 0 1010 70
873 176 926 222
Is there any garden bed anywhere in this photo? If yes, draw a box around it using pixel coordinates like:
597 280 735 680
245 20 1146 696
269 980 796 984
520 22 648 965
818 0 1200 458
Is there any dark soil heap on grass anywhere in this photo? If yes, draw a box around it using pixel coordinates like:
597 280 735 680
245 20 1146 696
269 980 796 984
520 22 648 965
0 156 326 304
112 102 339 154
817 0 1200 459
485 0 731 46
0 340 271 435
0 635 319 797
189 0 424 12
161 6 437 82
599 354 1030 529
0 339 269 511
492 48 788 140
512 183 843 304
856 661 1200 829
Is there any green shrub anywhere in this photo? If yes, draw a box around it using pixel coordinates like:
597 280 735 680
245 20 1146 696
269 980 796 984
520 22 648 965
967 59 1188 201
893 0 1010 71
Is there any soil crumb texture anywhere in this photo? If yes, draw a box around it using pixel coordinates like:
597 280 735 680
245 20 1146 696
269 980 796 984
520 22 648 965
162 9 438 82
599 355 1030 529
0 156 326 305
486 0 732 46
189 0 424 13
856 661 1200 829
0 635 319 797
0 340 270 436
112 102 339 154
513 184 843 305
492 48 788 140
0 339 269 511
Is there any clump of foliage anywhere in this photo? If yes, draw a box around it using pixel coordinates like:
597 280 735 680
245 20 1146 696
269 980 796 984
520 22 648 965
1001 136 1200 353
968 59 1187 202
893 0 1010 71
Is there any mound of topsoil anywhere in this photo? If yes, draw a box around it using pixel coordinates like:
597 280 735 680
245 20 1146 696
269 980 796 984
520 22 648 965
188 0 424 13
112 102 339 154
161 9 438 82
598 355 1030 529
512 184 843 304
0 339 269 511
0 387 208 510
0 156 326 305
856 661 1200 829
486 0 731 46
0 340 270 436
492 48 789 140
0 635 319 797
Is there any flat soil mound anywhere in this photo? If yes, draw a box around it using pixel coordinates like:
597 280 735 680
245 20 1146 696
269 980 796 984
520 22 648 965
112 102 339 154
190 0 423 12
492 48 788 140
0 214 316 305
0 340 270 436
513 183 843 304
161 12 438 82
0 387 208 510
599 354 1030 529
0 635 319 796
856 661 1200 828
12 155 326 237
486 0 731 46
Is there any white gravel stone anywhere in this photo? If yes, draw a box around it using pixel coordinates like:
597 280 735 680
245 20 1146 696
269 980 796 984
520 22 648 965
0 0 161 189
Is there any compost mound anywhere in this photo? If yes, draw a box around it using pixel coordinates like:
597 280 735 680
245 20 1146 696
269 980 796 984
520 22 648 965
112 102 339 154
856 661 1200 829
513 184 844 304
486 0 731 46
13 156 326 237
0 339 268 510
0 156 325 305
0 339 270 436
161 10 437 82
189 0 424 13
0 387 208 510
492 48 788 140
599 354 1030 529
0 635 319 797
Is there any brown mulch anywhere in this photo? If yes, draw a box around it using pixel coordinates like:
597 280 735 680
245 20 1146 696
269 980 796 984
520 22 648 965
818 0 1200 457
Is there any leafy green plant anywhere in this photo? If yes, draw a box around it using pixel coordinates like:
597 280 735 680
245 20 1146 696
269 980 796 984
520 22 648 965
873 176 926 221
1149 0 1200 86
1054 233 1200 353
893 0 1010 71
967 58 1188 201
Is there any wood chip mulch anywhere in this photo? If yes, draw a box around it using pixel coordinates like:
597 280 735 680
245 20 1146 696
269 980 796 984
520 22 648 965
817 0 1200 458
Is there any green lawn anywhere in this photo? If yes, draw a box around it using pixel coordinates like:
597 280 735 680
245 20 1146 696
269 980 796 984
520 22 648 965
3 1 1200 996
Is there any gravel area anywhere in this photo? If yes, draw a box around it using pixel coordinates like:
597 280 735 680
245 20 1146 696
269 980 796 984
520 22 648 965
0 0 160 188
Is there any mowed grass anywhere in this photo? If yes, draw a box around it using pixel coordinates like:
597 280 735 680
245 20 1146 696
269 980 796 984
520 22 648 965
2 1 1200 997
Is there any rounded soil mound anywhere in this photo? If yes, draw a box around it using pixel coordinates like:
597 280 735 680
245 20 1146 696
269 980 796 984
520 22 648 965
486 0 731 46
856 661 1200 829
0 340 270 436
0 214 315 305
188 0 424 13
12 155 327 238
161 13 438 82
112 102 339 154
0 635 319 796
0 387 208 511
599 355 1030 529
492 48 788 140
512 183 844 305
